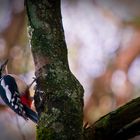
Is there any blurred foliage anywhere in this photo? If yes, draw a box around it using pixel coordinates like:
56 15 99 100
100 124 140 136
124 17 140 28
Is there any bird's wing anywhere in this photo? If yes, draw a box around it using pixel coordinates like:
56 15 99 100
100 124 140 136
0 75 38 123
0 75 27 119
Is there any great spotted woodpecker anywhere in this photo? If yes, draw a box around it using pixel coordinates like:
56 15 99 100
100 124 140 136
0 60 38 123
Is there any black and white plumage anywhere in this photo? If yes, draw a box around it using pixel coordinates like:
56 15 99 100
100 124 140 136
0 74 38 123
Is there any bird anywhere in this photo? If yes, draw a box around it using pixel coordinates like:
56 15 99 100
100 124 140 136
0 60 38 124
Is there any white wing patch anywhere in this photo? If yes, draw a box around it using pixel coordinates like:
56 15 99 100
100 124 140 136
1 79 12 102
15 105 18 109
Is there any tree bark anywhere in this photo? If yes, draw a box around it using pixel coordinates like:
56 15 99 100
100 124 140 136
25 0 140 140
25 0 84 140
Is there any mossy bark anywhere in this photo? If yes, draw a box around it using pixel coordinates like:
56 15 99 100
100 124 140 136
84 97 140 140
26 0 84 140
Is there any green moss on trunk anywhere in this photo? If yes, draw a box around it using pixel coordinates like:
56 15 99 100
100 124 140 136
26 0 84 139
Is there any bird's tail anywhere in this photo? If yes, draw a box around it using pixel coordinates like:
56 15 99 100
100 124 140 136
24 106 39 124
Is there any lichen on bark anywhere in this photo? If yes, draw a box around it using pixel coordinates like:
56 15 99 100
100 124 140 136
26 0 84 139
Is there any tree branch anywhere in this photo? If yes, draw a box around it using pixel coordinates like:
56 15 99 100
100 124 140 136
114 117 140 140
84 97 140 140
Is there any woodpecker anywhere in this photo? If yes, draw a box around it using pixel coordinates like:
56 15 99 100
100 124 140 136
0 60 38 123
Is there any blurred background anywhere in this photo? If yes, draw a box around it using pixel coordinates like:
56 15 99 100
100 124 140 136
0 0 140 139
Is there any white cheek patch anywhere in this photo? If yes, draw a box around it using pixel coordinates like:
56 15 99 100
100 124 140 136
1 79 12 102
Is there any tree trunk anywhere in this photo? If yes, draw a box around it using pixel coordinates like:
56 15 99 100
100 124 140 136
25 0 140 140
25 0 84 140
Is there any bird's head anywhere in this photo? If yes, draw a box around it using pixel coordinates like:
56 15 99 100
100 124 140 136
0 59 9 78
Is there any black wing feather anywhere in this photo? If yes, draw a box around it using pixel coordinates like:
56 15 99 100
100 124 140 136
0 75 38 123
